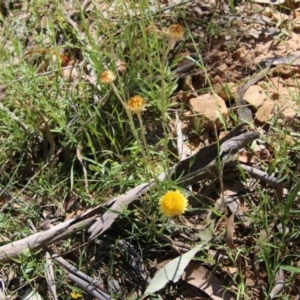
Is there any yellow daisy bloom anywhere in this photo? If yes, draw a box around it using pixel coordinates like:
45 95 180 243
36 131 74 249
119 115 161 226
167 24 184 40
127 95 146 114
70 291 82 299
100 70 115 84
159 190 188 217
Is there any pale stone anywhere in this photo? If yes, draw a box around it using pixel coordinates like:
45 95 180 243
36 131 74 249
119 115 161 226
189 93 228 127
278 97 298 120
270 85 298 122
255 100 275 123
244 85 267 108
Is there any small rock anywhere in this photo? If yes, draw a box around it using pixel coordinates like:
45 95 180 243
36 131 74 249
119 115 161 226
244 85 268 108
278 97 298 121
272 85 298 122
255 100 275 123
274 64 299 77
189 93 228 127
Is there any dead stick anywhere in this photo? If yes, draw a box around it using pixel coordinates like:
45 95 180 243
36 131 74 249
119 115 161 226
0 216 96 263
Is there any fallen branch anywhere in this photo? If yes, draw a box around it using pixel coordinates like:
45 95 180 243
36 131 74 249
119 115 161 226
239 164 279 188
0 215 96 263
68 273 111 300
51 252 111 300
45 251 58 300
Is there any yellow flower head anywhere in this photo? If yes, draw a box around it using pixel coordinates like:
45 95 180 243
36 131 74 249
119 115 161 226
167 24 184 40
100 70 115 84
127 95 146 114
159 190 188 217
70 291 82 299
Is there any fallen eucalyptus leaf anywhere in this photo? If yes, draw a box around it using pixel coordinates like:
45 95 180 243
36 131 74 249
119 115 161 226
144 243 206 295
23 288 42 300
199 219 215 243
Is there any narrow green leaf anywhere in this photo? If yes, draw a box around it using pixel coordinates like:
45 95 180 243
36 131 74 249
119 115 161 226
284 182 300 222
280 265 300 273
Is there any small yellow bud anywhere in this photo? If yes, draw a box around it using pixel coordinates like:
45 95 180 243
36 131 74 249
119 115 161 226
70 291 82 299
127 95 146 114
100 70 115 84
167 24 184 40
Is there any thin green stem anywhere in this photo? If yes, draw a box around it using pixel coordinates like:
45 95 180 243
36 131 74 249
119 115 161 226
136 112 160 185
159 41 171 173
110 83 145 156
136 112 150 160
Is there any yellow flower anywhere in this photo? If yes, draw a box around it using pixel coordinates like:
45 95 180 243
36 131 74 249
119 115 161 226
100 70 115 84
159 190 188 217
70 291 82 299
167 24 184 40
127 95 146 114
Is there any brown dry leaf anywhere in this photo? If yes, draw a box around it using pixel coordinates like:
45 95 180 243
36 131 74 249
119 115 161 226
224 266 238 275
182 261 234 300
239 150 255 164
226 212 236 250
245 273 257 287
63 192 78 212
65 210 84 221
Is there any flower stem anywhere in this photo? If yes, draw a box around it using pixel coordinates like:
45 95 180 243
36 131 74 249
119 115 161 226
110 83 145 156
136 112 160 184
136 112 151 161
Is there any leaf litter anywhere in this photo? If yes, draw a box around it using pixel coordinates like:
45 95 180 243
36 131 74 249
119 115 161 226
1 0 300 299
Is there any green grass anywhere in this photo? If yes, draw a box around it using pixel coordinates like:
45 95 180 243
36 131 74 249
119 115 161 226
1 0 300 299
